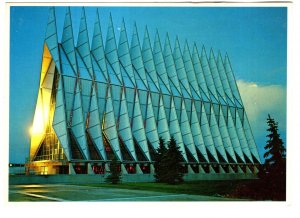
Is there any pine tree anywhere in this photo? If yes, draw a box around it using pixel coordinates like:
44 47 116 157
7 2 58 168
262 114 286 200
264 114 286 167
154 137 168 183
164 136 184 184
106 154 121 184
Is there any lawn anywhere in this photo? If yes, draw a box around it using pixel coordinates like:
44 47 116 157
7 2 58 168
80 180 256 198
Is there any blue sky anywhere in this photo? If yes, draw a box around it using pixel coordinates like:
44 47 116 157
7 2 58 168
9 6 287 163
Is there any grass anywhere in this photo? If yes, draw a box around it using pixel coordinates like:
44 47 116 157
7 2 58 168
79 180 255 198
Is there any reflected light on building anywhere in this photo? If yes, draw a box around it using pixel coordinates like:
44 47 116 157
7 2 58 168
31 105 45 135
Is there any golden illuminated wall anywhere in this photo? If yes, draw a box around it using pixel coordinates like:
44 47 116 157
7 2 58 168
29 44 56 161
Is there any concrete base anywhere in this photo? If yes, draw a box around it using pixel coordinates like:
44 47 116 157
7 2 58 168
237 166 244 173
246 166 252 174
150 164 155 174
219 166 226 174
121 164 128 174
69 163 76 175
87 163 94 175
199 165 206 174
228 166 235 173
209 165 216 174
188 165 195 174
105 164 110 173
136 165 143 174
253 166 259 174
9 173 257 185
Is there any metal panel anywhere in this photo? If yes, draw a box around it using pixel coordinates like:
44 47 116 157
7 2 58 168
61 7 76 75
209 107 228 163
243 113 261 163
192 48 211 100
200 47 219 102
87 87 106 160
70 82 89 159
102 87 122 160
105 14 122 81
226 108 246 163
223 54 243 106
91 9 109 81
235 111 254 163
53 76 71 160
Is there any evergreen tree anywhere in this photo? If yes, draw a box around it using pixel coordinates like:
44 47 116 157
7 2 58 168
106 154 121 184
262 114 286 200
231 115 286 200
264 114 286 167
154 137 167 183
164 136 184 184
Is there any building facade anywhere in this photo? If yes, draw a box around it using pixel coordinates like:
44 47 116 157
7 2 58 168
28 7 260 176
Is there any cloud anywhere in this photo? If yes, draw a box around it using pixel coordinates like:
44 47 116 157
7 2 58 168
237 80 286 157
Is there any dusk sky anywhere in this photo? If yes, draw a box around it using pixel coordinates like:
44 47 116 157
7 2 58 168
9 6 287 163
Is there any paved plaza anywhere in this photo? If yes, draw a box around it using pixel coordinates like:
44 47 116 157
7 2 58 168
9 184 239 202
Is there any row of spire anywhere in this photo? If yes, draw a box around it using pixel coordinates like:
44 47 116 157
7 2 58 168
38 7 260 166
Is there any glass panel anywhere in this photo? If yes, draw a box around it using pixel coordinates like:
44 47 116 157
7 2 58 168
59 46 76 76
209 90 219 104
229 106 236 125
158 77 170 94
238 108 244 125
204 102 211 124
180 83 191 98
217 91 227 105
226 94 235 107
173 96 182 121
120 64 135 88
199 87 210 102
190 85 201 100
169 79 181 97
106 60 121 85
234 96 243 108
148 80 159 93
91 55 107 82
76 52 91 80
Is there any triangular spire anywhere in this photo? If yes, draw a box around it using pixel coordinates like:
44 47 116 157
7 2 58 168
118 19 135 86
192 44 210 98
91 9 109 81
201 46 219 102
61 7 77 75
183 41 201 98
153 31 171 91
223 53 243 106
173 37 192 97
45 7 60 71
209 49 227 103
163 33 182 95
77 7 92 79
142 26 160 89
216 52 235 101
130 23 148 86
105 13 122 81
